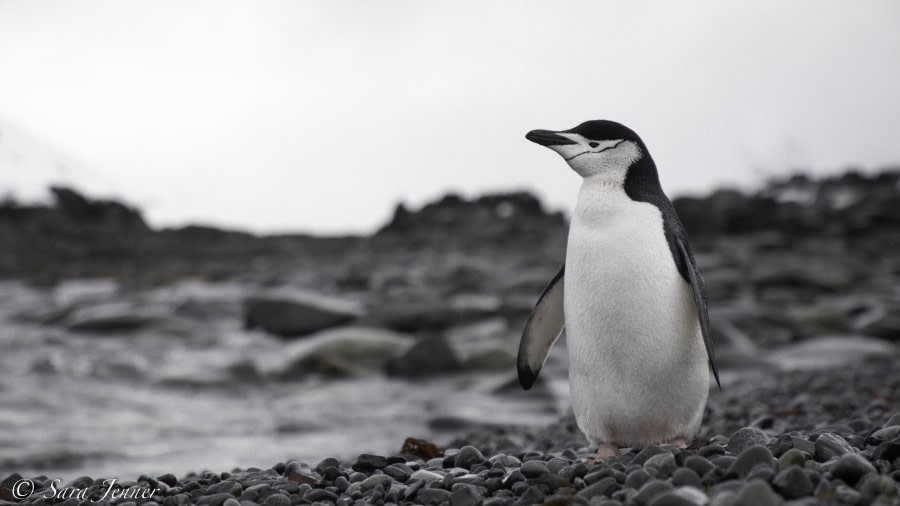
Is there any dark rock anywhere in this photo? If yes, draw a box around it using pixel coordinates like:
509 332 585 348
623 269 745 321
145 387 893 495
872 438 900 462
449 485 483 506
353 454 388 472
813 432 856 461
733 479 780 506
831 453 876 486
360 475 392 492
772 467 813 499
729 446 774 478
363 299 501 333
632 480 674 506
519 459 549 478
789 436 816 456
647 487 708 506
261 494 291 506
382 465 411 483
386 336 462 378
776 448 806 470
727 428 770 454
514 486 545 505
670 469 702 489
632 446 669 466
315 457 340 475
455 446 485 471
196 494 236 506
206 481 242 496
576 477 618 500
415 488 451 504
303 489 339 502
626 469 651 489
244 292 360 338
683 456 714 477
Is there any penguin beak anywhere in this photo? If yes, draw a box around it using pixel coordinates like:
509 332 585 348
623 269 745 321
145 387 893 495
526 129 578 147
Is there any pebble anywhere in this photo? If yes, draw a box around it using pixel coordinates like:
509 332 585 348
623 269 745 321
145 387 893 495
727 428 770 455
632 446 669 466
352 454 388 472
733 480 780 506
519 459 549 478
632 480 675 506
449 485 483 506
648 486 709 506
772 467 813 499
831 453 876 486
728 446 774 478
813 432 856 461
416 487 451 504
360 474 393 492
454 446 485 470
577 476 619 500
671 468 702 489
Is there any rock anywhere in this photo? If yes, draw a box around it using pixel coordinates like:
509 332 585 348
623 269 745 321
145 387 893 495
206 481 242 496
449 485 483 506
519 459 549 478
831 453 876 486
409 470 444 483
261 494 291 506
813 432 856 461
244 290 361 338
462 346 517 371
869 425 900 441
633 480 674 506
156 474 177 487
648 487 709 506
772 467 813 499
197 494 236 506
382 465 411 483
353 454 388 472
632 445 669 466
684 456 714 477
386 336 462 378
454 446 485 470
789 436 816 456
304 489 339 502
671 469 702 489
855 305 900 341
576 477 618 500
415 487 451 504
776 449 806 470
360 474 392 492
65 302 166 333
885 412 900 427
729 446 774 478
872 438 900 462
644 452 678 479
362 296 501 333
859 475 899 502
727 428 770 454
626 468 651 489
273 327 411 379
766 335 897 370
284 461 319 485
733 480 780 506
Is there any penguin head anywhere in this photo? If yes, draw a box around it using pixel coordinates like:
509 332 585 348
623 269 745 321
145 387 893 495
526 120 645 179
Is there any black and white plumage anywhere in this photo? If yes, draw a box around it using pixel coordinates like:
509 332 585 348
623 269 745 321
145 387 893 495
517 120 720 457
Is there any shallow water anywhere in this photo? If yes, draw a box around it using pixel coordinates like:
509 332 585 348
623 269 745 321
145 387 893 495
0 281 565 481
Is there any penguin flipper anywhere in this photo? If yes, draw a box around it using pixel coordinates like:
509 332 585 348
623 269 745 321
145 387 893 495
517 265 565 390
676 237 722 390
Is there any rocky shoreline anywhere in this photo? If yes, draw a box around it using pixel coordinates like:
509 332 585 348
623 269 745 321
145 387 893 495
1 169 900 504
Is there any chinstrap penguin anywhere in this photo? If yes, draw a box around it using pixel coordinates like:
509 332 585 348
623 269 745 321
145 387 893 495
517 120 720 460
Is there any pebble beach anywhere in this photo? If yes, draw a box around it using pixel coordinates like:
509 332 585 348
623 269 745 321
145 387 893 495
2 170 900 505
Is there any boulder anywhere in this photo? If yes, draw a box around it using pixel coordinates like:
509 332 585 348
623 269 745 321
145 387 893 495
386 336 462 378
272 326 412 379
244 290 362 338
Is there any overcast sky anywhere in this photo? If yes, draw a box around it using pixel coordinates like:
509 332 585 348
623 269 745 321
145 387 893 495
1 0 898 234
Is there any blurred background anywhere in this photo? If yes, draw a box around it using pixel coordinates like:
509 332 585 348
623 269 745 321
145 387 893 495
1 0 899 481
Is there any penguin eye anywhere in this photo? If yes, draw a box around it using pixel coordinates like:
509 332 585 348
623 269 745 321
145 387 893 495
589 142 599 148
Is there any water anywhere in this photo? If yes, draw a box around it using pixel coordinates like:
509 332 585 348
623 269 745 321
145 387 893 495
0 280 565 481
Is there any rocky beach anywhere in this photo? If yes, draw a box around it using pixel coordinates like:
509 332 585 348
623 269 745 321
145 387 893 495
1 169 900 505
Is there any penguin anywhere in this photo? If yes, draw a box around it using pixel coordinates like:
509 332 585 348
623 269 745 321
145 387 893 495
517 120 720 460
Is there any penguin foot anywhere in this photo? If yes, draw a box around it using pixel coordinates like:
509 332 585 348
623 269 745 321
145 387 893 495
659 437 687 449
594 443 621 461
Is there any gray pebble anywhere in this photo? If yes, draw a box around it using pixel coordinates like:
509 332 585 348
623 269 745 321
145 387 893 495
303 489 339 502
626 469 651 489
647 486 708 506
448 484 482 506
733 479 779 506
516 486 546 505
519 459 549 478
632 480 674 506
222 499 241 506
789 436 816 456
728 445 774 478
546 458 569 475
416 487 451 504
409 469 444 483
772 467 813 499
727 428 770 455
684 456 714 477
885 412 900 427
776 448 806 470
382 465 410 483
831 453 876 486
671 468 702 489
262 493 292 506
454 446 485 470
632 446 668 466
206 481 243 496
644 453 678 479
576 477 618 501
813 432 855 461
196 493 235 506
360 474 392 492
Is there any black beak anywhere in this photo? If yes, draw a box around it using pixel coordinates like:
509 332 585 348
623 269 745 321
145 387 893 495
525 129 578 147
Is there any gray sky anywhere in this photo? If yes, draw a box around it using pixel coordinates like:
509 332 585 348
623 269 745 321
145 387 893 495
1 0 899 234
